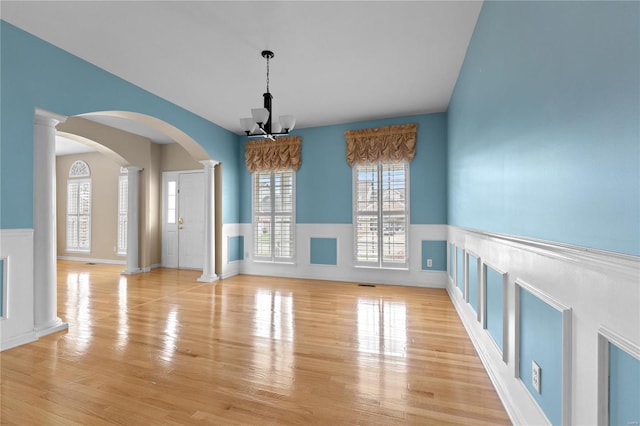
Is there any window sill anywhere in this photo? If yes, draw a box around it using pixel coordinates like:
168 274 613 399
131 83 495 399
354 265 409 271
252 260 296 266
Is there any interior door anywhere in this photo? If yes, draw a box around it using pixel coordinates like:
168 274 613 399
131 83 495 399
177 172 204 269
162 171 204 269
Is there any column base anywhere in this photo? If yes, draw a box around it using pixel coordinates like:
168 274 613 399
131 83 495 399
121 268 143 275
35 318 69 338
197 273 219 283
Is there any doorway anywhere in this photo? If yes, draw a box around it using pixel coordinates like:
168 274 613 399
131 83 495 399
162 170 204 269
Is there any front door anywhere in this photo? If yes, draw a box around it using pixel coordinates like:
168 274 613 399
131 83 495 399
162 171 204 269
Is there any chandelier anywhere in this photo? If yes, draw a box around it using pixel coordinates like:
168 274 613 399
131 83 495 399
240 50 295 140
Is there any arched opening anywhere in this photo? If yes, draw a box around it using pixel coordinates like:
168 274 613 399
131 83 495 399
34 108 221 338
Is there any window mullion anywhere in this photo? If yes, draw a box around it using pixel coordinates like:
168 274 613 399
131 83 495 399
270 172 276 261
377 161 384 268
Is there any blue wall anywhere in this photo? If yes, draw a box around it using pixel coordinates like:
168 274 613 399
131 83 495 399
228 236 244 263
609 343 640 426
448 242 454 279
0 21 241 227
239 113 448 225
421 240 446 271
310 238 338 266
467 254 478 313
519 287 563 425
456 247 464 292
448 1 640 255
485 265 503 352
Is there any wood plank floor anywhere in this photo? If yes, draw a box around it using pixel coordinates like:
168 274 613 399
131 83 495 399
1 261 510 425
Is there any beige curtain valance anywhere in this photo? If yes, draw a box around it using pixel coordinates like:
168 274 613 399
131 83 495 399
245 136 302 173
345 123 417 166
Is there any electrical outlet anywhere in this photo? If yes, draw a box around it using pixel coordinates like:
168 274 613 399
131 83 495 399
532 360 541 394
427 259 433 267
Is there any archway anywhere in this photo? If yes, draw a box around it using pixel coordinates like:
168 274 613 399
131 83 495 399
34 108 220 339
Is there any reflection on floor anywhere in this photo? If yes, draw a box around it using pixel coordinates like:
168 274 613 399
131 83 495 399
0 260 510 425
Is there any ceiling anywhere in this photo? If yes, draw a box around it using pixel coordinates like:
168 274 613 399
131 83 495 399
2 1 482 135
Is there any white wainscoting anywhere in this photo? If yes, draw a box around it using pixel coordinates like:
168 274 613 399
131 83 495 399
447 226 640 426
0 229 37 351
232 223 448 287
221 223 243 279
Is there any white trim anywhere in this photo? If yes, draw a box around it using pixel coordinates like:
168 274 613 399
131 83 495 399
515 278 571 312
447 225 638 425
0 330 38 351
0 256 8 320
57 256 126 265
446 283 549 426
514 279 572 426
595 328 640 425
33 109 69 340
481 261 508 353
198 160 219 283
455 226 639 279
597 332 609 426
141 263 162 273
599 326 640 360
465 249 480 311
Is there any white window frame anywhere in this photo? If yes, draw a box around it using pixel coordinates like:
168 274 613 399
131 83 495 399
353 160 410 269
117 173 128 256
252 169 296 263
66 177 92 253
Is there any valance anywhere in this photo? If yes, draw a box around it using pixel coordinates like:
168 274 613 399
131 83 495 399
345 123 417 166
245 136 302 173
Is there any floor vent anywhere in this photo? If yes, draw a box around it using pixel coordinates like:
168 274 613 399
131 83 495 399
86 262 96 265
358 283 376 287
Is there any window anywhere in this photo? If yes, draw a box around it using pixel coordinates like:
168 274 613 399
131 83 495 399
353 161 409 268
117 173 128 256
253 169 295 262
67 161 91 252
166 180 177 224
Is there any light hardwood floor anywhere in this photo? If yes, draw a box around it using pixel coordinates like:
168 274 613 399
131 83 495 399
0 261 510 425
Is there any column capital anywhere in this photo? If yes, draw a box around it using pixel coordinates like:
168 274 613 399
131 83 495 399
200 159 220 169
34 108 67 128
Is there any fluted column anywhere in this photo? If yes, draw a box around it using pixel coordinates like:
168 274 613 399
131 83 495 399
122 167 143 275
198 160 219 283
33 108 69 337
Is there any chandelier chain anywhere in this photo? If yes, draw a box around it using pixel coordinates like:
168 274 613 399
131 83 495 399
266 55 270 93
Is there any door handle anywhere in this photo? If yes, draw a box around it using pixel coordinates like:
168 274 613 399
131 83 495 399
178 217 184 225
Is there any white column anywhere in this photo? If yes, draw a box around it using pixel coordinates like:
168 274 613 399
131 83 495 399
122 167 143 275
34 108 69 337
198 160 219 282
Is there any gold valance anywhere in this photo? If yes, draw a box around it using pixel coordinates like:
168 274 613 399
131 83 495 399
245 136 302 173
345 123 417 166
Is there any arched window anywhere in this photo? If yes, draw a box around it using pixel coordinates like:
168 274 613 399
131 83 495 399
67 160 91 252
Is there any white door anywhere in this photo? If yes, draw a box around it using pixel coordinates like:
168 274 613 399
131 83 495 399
162 171 204 269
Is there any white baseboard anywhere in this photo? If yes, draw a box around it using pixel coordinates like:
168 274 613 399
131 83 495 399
57 256 126 265
141 263 161 272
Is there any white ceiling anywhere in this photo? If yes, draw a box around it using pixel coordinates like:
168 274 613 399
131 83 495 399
2 1 482 135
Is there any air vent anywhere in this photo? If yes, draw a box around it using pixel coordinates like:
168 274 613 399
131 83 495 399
358 283 376 287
